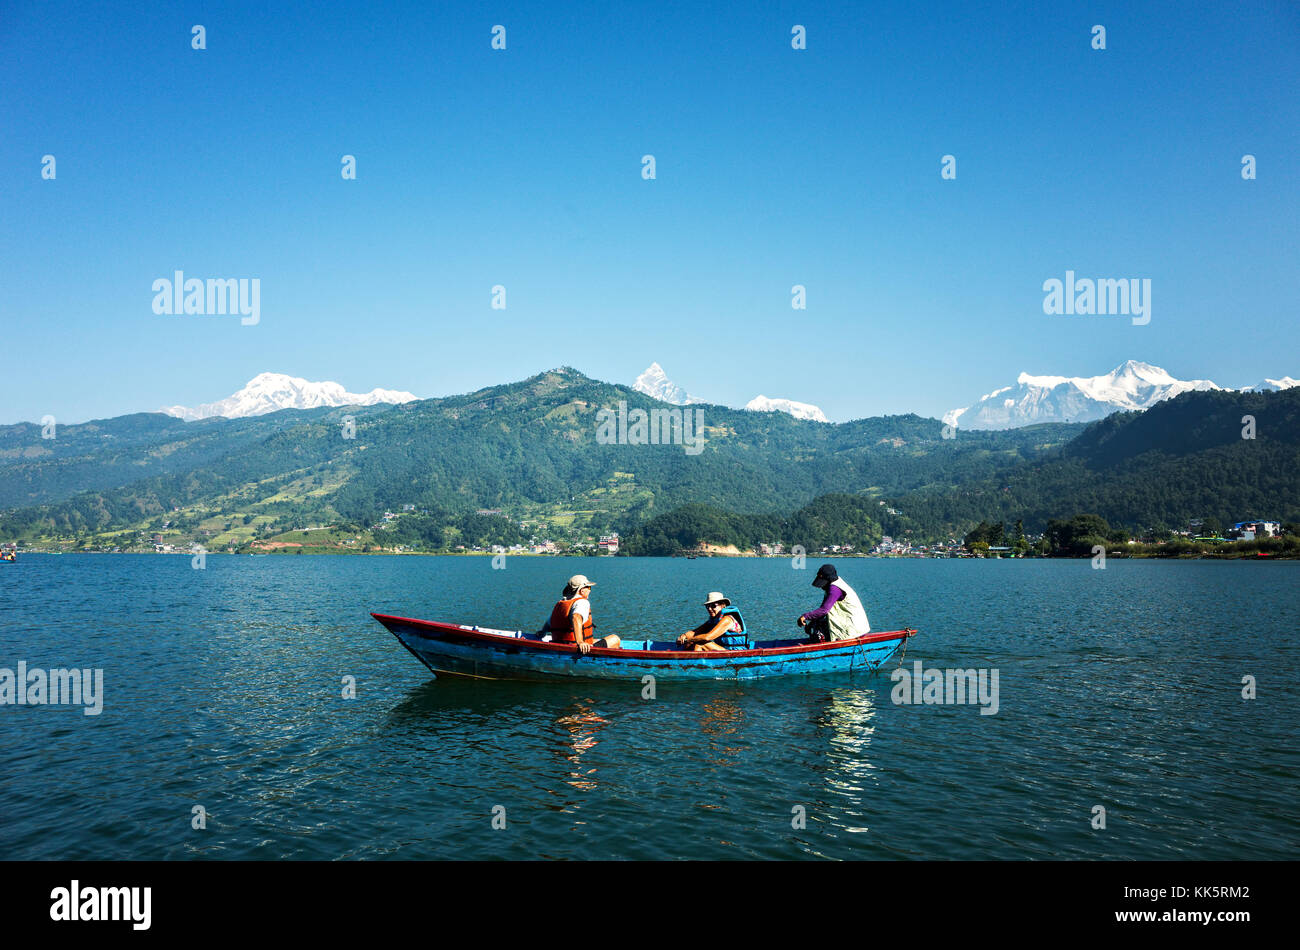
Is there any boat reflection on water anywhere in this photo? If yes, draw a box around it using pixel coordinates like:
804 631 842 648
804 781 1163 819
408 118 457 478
821 686 878 757
551 700 608 799
818 686 879 835
699 692 748 770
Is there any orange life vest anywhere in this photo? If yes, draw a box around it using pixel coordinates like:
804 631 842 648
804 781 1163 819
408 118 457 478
546 596 594 644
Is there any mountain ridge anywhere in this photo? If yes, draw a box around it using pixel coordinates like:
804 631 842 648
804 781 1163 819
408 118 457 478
161 372 418 421
947 360 1227 430
3 368 1297 551
0 368 1080 543
633 362 829 421
744 395 830 423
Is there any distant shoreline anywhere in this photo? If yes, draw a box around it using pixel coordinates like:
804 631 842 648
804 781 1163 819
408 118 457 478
6 550 1296 561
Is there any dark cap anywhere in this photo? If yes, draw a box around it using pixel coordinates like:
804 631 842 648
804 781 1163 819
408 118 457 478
812 563 838 588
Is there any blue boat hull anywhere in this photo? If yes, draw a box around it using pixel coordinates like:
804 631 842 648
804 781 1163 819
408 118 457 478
372 613 916 683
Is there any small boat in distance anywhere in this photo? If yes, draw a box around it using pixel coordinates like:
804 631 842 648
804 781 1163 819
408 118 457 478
372 612 917 682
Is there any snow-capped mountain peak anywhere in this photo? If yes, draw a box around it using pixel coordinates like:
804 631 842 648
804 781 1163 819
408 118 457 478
633 363 700 405
633 362 828 421
161 372 419 421
745 395 829 423
1247 376 1300 392
947 361 1222 430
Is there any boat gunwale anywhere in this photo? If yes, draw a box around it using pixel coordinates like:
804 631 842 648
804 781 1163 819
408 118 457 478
371 612 916 661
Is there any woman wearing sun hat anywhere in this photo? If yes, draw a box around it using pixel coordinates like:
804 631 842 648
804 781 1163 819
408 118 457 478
677 592 749 652
542 574 621 654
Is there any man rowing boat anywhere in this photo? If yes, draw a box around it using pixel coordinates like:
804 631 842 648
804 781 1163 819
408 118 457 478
798 564 869 642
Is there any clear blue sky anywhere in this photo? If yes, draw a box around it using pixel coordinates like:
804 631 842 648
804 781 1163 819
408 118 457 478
3 0 1298 424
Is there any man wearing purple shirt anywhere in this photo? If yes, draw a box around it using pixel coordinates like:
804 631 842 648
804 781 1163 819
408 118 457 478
798 563 870 642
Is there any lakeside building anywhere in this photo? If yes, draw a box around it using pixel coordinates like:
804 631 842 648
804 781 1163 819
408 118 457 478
873 536 918 556
1229 521 1280 541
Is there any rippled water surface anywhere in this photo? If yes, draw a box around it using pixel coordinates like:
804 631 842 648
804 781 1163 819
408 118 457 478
2 554 1297 859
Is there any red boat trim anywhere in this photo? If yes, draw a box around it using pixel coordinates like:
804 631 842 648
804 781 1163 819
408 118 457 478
371 612 916 660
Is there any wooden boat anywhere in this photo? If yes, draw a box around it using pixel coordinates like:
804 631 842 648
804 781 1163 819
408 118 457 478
372 612 917 682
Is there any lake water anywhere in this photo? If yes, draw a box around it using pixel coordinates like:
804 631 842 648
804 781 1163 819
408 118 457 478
1 554 1296 860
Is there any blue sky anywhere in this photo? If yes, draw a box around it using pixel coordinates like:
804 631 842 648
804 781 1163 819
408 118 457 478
2 0 1298 424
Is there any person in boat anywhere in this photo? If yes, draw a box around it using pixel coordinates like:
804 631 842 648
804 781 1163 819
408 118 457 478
541 574 621 654
798 564 869 642
677 592 749 651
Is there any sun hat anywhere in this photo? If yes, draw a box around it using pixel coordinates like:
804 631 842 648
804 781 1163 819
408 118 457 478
568 574 596 591
703 591 731 607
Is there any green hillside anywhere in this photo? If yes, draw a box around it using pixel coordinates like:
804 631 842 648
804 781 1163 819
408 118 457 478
0 368 1079 550
4 370 1296 554
886 387 1300 537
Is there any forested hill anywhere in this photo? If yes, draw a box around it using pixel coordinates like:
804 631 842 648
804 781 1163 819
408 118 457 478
885 387 1300 538
4 370 1293 550
0 409 336 510
0 368 1078 544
